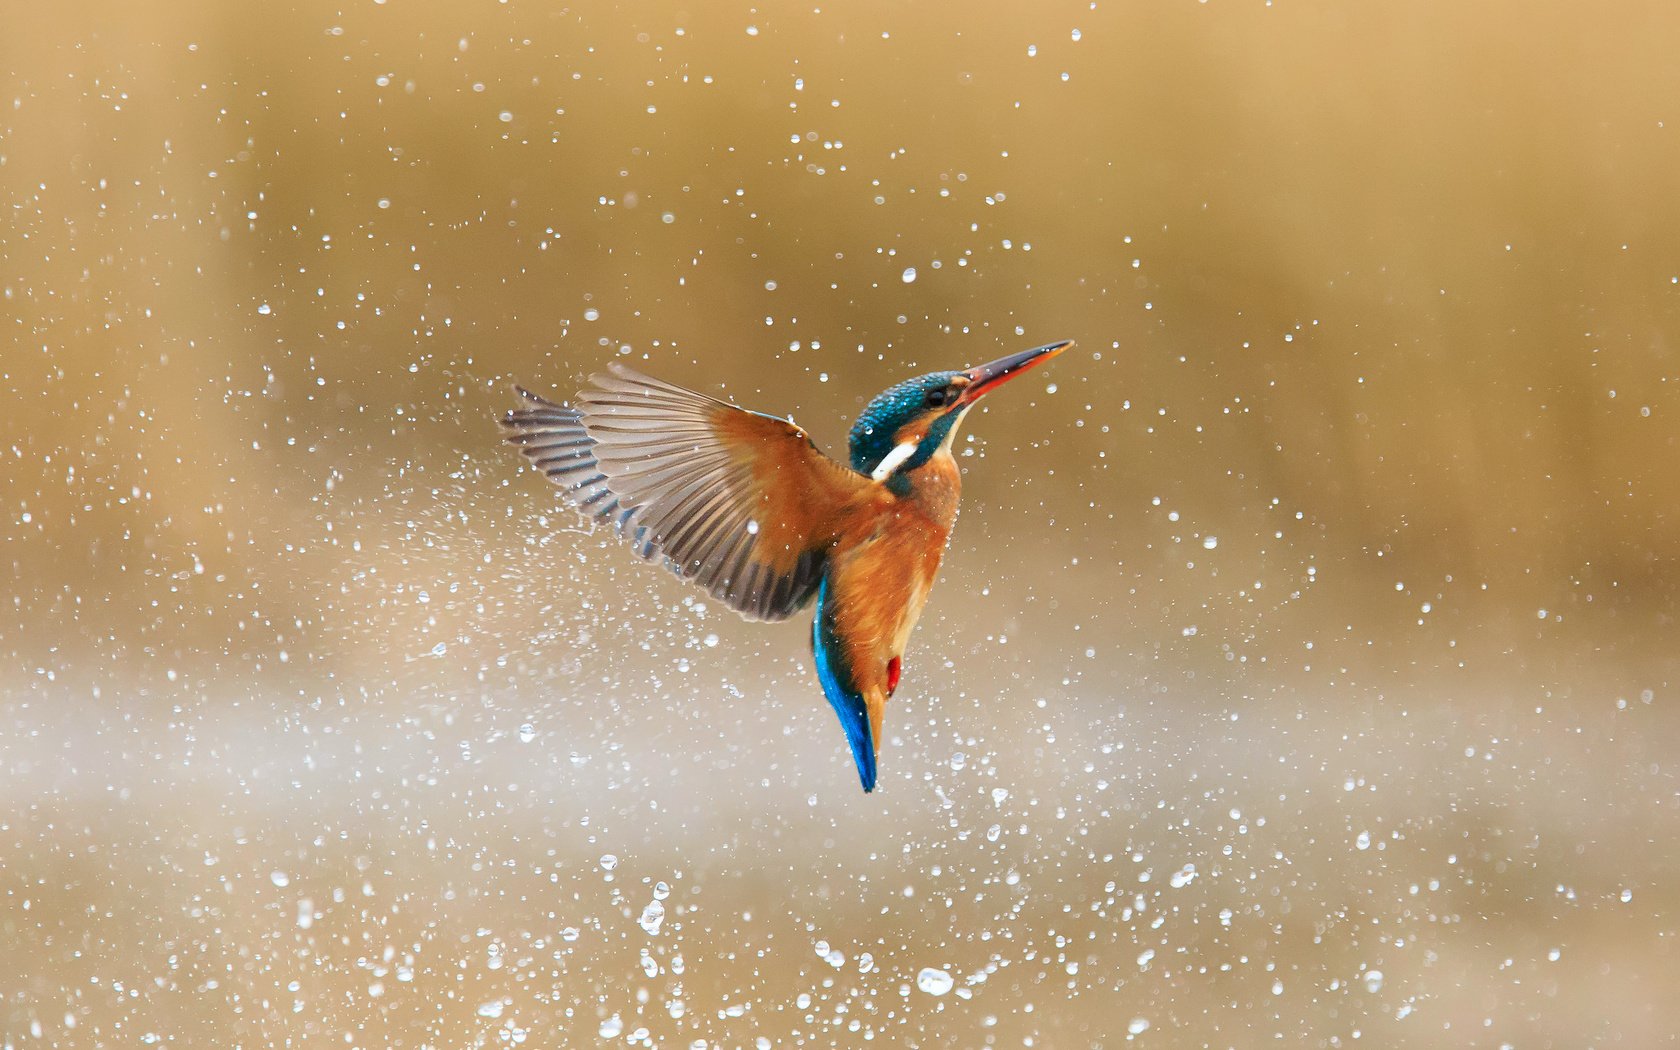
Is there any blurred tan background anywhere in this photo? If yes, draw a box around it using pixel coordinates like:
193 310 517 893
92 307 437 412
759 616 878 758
4 0 1679 1046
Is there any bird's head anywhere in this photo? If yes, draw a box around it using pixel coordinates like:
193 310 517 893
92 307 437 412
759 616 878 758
848 340 1071 490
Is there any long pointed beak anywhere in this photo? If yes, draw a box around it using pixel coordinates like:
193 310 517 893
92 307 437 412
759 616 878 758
956 340 1072 406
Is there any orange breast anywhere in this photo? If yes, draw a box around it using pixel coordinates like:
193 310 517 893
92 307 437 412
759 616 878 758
824 449 963 702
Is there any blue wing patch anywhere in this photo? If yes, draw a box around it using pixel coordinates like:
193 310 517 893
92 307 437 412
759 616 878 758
811 577 877 792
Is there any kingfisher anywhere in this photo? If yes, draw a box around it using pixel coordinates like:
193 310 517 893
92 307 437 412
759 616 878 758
499 340 1069 792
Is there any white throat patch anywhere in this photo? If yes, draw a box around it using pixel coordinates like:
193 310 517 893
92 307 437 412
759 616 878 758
939 406 972 453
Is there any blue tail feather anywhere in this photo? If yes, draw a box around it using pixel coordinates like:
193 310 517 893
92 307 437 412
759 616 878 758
811 576 877 792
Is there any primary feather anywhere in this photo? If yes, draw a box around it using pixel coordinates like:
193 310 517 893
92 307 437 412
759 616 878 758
501 363 876 622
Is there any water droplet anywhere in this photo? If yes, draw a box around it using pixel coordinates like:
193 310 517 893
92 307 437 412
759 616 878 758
598 1016 623 1038
1202 535 1219 550
477 1000 505 1019
639 900 665 934
916 968 954 995
518 722 536 743
991 788 1009 806
1128 1017 1150 1035
1169 863 1197 888
901 266 917 283
257 303 272 315
1363 970 1384 993
599 854 618 872
1355 830 1371 850
270 871 290 888
653 881 671 900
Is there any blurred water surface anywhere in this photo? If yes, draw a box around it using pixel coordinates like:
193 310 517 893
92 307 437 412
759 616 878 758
3 0 1679 1047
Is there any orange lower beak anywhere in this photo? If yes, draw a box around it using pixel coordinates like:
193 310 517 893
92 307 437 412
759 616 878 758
957 340 1072 405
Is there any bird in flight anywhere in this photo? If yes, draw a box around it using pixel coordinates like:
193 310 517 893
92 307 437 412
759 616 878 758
500 340 1069 792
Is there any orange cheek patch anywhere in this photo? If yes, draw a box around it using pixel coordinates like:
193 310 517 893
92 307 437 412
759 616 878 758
892 419 930 447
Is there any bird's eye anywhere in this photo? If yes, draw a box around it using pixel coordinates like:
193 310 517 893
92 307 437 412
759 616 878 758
925 388 948 408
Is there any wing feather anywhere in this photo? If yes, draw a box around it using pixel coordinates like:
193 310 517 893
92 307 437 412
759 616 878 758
501 364 880 622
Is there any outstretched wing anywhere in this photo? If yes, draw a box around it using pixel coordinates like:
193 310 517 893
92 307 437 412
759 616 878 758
501 363 879 622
